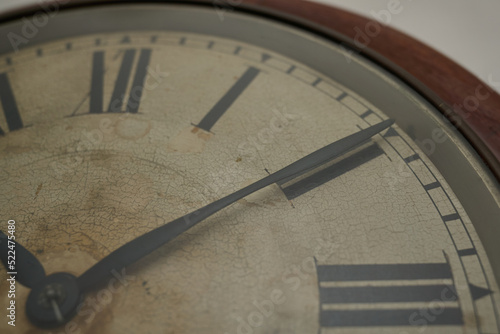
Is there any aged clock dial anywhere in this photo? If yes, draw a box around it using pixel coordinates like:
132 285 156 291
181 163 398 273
0 1 499 333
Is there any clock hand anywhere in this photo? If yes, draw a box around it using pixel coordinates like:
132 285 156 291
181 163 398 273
77 119 394 290
0 230 46 288
25 119 394 328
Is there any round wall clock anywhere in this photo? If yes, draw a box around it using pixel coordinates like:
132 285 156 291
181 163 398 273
0 0 499 333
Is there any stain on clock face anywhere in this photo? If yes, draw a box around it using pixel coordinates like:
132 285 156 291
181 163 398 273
0 4 499 334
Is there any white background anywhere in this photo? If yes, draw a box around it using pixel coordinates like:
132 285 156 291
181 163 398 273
1 0 499 92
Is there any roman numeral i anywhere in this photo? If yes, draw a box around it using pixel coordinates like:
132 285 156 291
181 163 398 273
0 72 23 135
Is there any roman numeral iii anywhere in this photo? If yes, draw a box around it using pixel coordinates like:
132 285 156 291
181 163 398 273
317 262 463 328
90 48 152 114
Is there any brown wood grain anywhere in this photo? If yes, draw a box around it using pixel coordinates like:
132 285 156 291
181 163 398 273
1 0 500 178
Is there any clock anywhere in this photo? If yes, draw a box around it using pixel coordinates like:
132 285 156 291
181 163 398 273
0 0 499 333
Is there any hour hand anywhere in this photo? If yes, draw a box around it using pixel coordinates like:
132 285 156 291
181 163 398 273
0 230 46 289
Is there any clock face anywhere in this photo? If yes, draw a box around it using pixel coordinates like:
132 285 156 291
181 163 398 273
0 3 499 333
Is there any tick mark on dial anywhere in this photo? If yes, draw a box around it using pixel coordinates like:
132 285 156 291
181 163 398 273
457 248 477 257
423 181 441 191
442 213 460 222
312 78 322 87
403 153 420 163
383 127 399 137
336 92 347 101
360 109 374 119
120 36 131 44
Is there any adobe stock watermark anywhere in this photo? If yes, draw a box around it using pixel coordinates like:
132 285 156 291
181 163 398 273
384 161 413 190
416 83 492 157
212 0 243 21
51 268 136 334
237 106 298 162
50 64 169 177
487 73 500 90
384 81 494 188
341 0 413 63
7 0 71 53
401 284 459 334
225 236 345 334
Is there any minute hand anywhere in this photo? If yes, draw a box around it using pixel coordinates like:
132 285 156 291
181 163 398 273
77 119 394 292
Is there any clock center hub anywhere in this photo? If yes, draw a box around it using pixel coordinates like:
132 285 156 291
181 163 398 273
26 273 82 328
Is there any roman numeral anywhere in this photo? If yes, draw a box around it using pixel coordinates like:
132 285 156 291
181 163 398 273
90 48 152 114
317 262 463 327
195 66 260 132
0 72 23 135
